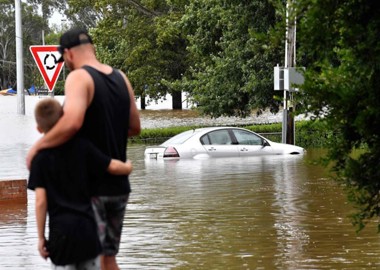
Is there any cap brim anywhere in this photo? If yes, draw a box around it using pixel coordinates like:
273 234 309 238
56 46 64 63
56 55 64 63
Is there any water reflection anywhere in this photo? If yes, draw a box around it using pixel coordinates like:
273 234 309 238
136 152 380 270
272 155 311 268
0 201 27 225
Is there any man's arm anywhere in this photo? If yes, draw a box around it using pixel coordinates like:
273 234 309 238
26 69 93 169
35 188 49 259
120 72 141 137
107 159 133 175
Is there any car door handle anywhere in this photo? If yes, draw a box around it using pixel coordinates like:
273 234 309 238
240 148 248 151
207 147 217 151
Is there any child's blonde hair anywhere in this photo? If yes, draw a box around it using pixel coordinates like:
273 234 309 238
34 98 63 133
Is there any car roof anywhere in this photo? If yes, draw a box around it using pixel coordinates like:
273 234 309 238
193 126 240 132
162 127 242 146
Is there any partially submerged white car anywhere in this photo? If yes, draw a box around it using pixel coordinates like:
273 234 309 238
144 127 305 160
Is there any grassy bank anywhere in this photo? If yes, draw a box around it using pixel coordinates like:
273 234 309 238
130 120 330 148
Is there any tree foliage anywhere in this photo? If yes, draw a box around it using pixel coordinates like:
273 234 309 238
297 0 380 231
66 0 100 28
177 0 284 117
0 1 45 89
64 0 284 113
0 1 16 88
66 0 188 104
28 0 67 29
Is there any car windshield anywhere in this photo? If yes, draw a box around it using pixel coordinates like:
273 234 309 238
162 130 197 146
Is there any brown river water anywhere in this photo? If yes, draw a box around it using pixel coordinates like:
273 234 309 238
0 96 379 269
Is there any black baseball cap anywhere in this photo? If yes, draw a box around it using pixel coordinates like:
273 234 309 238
57 28 93 63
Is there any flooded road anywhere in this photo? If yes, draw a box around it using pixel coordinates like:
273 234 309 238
1 96 380 269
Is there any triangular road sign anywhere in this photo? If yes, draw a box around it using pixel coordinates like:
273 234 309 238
30 45 64 92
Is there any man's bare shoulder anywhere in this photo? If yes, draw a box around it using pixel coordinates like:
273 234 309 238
64 68 94 98
65 68 93 86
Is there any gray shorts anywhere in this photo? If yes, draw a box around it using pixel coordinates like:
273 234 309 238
51 256 100 270
91 195 129 256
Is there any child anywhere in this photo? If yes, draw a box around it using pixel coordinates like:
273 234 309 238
28 98 132 269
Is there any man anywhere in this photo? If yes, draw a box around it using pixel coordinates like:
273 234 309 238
27 28 141 270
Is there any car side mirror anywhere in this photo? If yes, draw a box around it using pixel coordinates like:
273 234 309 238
262 139 270 147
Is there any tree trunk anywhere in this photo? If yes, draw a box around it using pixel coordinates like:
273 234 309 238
140 95 146 110
172 91 182 110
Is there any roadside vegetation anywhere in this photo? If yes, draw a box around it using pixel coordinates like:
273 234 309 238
130 120 330 149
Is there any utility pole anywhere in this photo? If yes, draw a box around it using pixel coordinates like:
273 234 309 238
15 0 25 114
283 0 296 144
274 0 303 144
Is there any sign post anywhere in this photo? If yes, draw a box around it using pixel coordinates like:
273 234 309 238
29 45 64 93
15 0 24 114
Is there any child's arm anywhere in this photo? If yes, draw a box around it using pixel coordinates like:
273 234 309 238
107 159 133 175
35 188 49 260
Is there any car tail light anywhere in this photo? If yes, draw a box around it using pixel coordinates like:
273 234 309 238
164 146 180 158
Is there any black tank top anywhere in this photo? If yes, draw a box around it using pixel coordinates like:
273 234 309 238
79 65 131 196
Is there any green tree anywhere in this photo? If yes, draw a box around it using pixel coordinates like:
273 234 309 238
178 0 284 117
0 1 45 90
66 0 100 28
64 1 284 113
66 0 189 109
297 0 380 231
28 0 66 25
0 1 16 89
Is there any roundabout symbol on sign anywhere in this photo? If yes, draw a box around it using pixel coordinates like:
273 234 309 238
44 54 58 70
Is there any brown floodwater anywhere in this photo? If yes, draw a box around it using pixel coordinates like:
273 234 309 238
2 147 380 269
1 96 379 269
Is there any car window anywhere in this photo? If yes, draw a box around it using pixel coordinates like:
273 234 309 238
201 130 232 145
200 134 211 145
232 129 263 145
